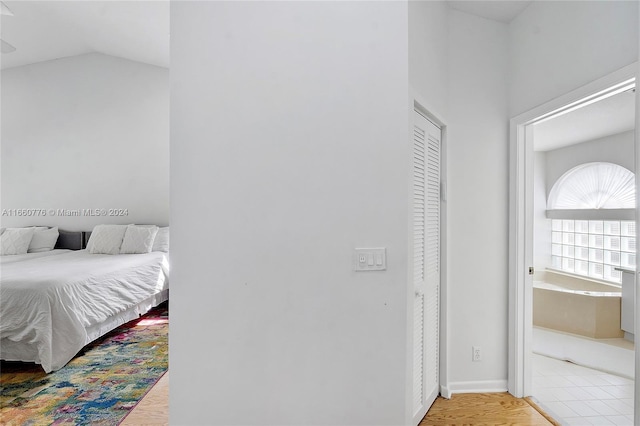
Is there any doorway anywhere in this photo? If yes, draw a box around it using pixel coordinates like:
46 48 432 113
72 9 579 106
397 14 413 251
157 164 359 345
529 84 636 424
508 63 638 422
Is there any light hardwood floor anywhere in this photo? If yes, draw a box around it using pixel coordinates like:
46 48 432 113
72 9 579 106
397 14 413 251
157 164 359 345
120 372 169 426
421 393 557 425
122 377 557 425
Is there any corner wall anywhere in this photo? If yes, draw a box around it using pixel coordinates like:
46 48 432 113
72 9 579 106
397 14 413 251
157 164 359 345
1 53 169 230
445 9 510 392
443 0 638 397
170 2 411 424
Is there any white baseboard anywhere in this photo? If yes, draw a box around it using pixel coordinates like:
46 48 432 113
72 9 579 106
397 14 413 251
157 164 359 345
445 380 508 395
439 385 452 399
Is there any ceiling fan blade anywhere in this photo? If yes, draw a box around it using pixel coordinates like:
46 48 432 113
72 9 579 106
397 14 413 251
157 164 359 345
0 2 13 16
1 39 16 54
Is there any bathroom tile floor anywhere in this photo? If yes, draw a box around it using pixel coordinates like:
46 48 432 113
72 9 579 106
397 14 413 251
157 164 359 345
531 353 634 425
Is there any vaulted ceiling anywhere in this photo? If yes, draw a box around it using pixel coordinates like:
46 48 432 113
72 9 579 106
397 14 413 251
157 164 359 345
0 1 169 70
1 0 634 150
448 0 532 23
1 1 531 71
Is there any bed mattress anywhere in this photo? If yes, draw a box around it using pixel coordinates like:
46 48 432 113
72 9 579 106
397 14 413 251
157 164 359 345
0 250 169 372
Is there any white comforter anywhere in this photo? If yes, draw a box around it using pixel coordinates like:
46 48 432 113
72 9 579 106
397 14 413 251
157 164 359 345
0 250 169 372
0 249 72 265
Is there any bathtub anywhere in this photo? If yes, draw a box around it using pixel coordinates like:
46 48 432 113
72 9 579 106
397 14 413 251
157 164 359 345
533 270 623 339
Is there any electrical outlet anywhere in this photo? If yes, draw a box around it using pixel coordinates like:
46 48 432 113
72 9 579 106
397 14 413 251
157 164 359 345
472 346 482 362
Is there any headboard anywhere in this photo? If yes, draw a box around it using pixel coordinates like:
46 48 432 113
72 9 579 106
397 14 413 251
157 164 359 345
55 227 163 250
54 230 85 250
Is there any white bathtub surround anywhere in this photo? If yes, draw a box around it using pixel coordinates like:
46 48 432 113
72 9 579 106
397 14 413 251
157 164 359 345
531 353 634 425
534 270 624 339
533 327 633 379
534 270 622 292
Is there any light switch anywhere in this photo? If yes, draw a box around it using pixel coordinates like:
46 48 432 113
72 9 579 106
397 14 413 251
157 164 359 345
354 248 386 271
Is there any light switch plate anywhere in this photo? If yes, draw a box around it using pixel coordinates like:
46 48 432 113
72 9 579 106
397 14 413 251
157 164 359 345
354 248 386 271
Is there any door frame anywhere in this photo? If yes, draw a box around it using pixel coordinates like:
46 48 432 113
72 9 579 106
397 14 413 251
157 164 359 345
408 92 448 425
508 62 638 398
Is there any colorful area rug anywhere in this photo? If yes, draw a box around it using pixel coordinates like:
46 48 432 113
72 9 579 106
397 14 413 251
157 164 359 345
0 302 168 426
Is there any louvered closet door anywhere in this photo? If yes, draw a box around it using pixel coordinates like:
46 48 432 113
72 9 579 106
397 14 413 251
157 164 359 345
412 109 441 424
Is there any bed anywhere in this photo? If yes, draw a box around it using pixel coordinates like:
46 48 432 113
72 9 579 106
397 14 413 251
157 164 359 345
0 228 169 373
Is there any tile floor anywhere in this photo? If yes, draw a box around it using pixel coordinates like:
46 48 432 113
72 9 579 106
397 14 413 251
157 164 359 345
531 353 634 425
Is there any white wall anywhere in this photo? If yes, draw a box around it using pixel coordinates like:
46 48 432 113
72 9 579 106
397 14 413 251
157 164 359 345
438 0 639 398
409 0 448 117
170 2 411 425
545 131 635 196
509 1 639 117
445 10 509 391
1 53 169 230
169 1 639 422
408 0 450 401
533 152 549 275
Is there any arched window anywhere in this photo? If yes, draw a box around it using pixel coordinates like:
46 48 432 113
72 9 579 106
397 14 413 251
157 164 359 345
548 162 635 210
548 162 636 283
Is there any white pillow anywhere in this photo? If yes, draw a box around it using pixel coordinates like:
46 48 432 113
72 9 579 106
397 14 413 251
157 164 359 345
152 227 170 252
28 227 59 253
1 228 35 255
120 225 159 254
86 225 128 255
